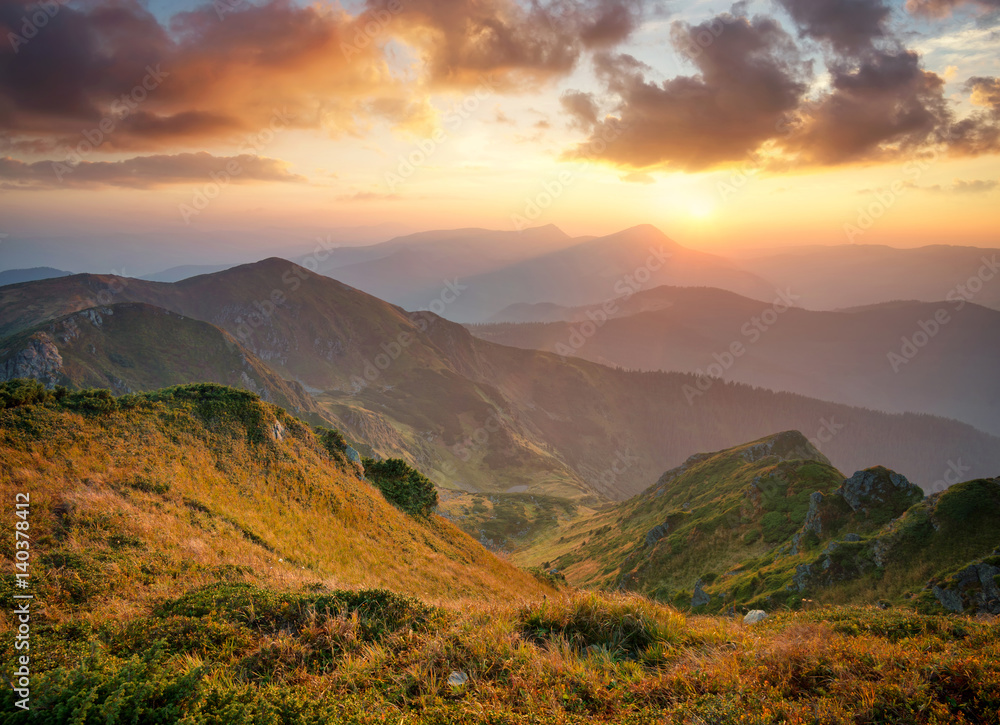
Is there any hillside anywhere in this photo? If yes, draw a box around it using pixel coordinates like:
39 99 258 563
0 303 320 421
1 261 999 512
520 431 1000 616
1 396 997 723
469 286 1000 436
0 381 547 607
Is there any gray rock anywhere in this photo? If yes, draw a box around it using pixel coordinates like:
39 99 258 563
836 467 923 514
691 579 711 608
345 446 362 464
645 521 670 547
1 333 63 387
447 671 469 687
790 532 802 556
792 563 812 593
743 610 768 624
802 491 824 537
843 533 861 542
933 585 965 614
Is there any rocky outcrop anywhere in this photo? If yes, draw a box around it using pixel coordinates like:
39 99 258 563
645 521 670 547
691 579 710 608
744 610 767 624
836 467 923 515
802 491 825 536
932 560 1000 615
741 431 830 465
1 332 64 387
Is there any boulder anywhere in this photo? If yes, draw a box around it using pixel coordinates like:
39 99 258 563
743 610 768 624
691 579 710 608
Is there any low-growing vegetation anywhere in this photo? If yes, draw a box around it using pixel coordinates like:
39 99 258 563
2 584 998 724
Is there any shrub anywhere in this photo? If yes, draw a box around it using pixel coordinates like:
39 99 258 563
519 591 685 661
362 458 438 517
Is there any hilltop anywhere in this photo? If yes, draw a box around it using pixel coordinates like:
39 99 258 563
520 432 1000 615
0 303 320 422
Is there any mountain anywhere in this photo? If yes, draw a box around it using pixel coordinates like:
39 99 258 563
468 285 1000 436
735 243 1000 312
520 431 1000 615
0 302 320 420
2 260 999 513
304 225 583 310
0 267 71 287
435 225 778 322
142 264 237 282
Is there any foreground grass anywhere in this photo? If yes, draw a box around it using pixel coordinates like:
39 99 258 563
2 584 998 724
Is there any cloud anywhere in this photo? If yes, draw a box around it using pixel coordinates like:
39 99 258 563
0 152 304 190
0 0 434 152
777 0 891 55
362 0 645 89
781 50 950 165
951 178 999 192
559 1 1000 171
905 0 1000 18
562 14 811 171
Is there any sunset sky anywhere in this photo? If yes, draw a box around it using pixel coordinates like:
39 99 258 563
1 0 998 272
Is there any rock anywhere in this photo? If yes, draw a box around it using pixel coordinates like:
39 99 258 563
836 467 923 515
743 610 768 624
933 585 965 614
447 671 469 687
691 579 711 608
345 446 362 464
843 533 861 542
645 521 670 547
802 491 825 537
1 332 63 387
792 563 812 593
741 431 829 465
268 418 286 442
790 532 802 555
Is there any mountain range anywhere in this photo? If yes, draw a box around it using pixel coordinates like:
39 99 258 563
1 257 998 528
469 285 1000 436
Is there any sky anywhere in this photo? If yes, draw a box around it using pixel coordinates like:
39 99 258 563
0 0 998 272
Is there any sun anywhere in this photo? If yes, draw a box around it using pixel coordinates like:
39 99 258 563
688 198 716 219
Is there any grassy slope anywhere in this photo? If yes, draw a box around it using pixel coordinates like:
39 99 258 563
521 432 1000 615
0 384 548 611
518 432 845 598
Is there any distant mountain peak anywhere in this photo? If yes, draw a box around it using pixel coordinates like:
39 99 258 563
740 430 830 466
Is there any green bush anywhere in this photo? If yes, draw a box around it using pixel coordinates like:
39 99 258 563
362 458 438 517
